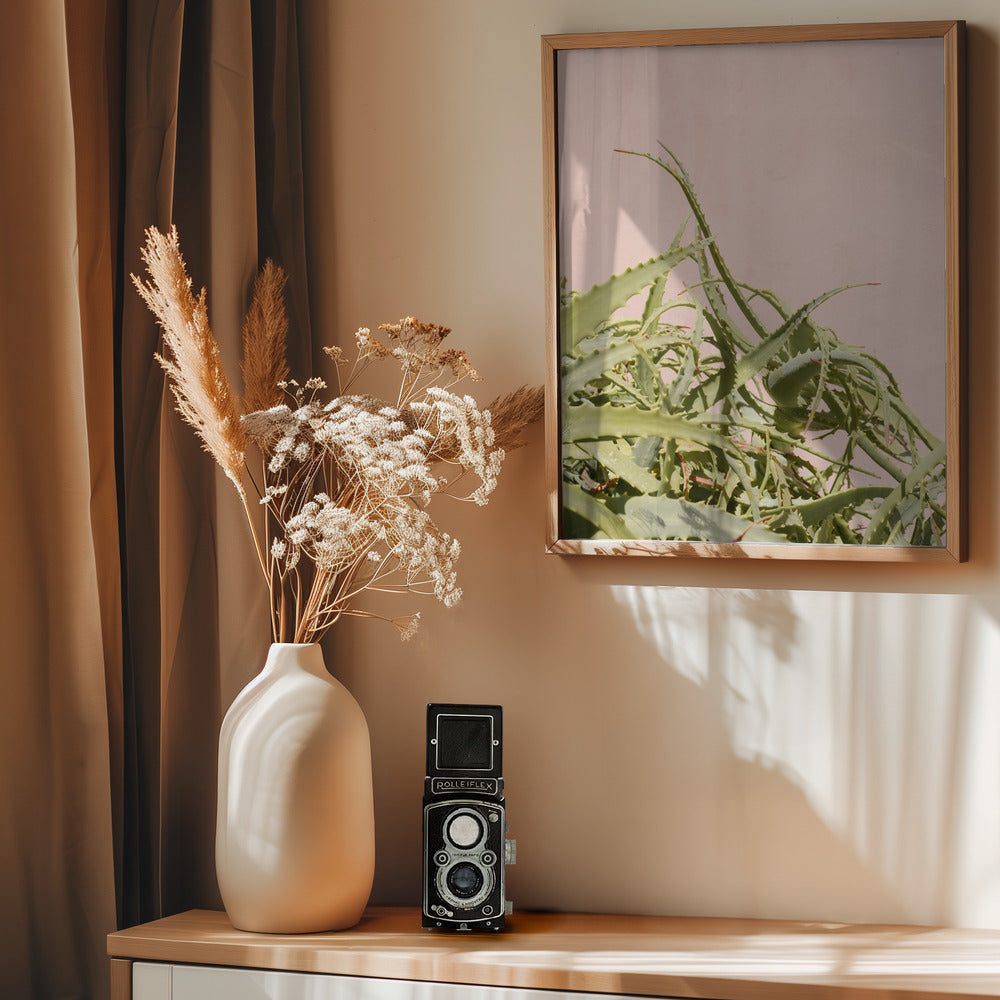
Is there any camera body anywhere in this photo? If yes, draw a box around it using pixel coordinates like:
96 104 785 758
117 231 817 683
422 703 513 931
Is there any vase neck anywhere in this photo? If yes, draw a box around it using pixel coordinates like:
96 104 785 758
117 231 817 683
262 642 329 680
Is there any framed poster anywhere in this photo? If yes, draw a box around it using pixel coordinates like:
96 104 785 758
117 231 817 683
542 22 966 561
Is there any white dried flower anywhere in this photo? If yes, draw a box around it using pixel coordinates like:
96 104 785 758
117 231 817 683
411 388 504 504
260 482 289 505
396 613 421 641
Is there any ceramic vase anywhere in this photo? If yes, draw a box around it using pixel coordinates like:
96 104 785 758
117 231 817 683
215 642 375 933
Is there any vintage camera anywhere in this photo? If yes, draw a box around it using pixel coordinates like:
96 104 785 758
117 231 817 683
422 703 515 931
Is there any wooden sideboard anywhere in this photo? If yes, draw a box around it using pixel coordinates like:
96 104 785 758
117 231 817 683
107 906 1000 1000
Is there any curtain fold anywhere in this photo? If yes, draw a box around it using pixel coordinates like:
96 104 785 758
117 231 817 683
0 0 313 994
0 2 122 997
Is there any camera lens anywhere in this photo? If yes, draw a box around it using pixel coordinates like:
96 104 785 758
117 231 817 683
446 862 484 899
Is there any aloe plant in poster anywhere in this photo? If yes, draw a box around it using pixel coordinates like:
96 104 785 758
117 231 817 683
551 27 963 556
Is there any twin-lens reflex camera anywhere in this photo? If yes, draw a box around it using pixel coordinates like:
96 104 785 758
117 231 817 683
422 703 515 931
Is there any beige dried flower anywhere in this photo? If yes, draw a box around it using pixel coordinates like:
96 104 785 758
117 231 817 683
354 327 392 361
379 316 451 348
323 345 347 367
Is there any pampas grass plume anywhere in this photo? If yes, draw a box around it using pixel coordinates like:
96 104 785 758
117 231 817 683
131 225 247 499
241 260 290 414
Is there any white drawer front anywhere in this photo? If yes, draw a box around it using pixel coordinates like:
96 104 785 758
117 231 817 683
133 961 678 1000
132 963 170 1000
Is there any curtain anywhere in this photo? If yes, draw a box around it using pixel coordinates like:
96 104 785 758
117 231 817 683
119 0 312 928
0 1 312 996
0 2 122 997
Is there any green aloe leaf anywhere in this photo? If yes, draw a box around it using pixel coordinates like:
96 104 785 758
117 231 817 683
564 404 738 455
623 495 788 543
580 440 661 494
862 444 947 544
699 283 870 405
561 238 712 352
563 483 634 539
561 328 684 397
766 486 893 527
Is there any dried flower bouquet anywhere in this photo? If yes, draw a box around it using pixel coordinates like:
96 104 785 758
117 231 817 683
134 226 542 644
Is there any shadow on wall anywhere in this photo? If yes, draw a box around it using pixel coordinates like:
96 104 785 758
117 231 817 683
595 585 1000 928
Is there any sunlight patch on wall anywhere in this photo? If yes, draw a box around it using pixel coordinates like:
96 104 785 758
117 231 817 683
610 585 1000 927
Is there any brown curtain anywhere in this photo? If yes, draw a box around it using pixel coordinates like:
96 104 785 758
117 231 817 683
0 1 312 996
119 0 313 928
0 1 122 997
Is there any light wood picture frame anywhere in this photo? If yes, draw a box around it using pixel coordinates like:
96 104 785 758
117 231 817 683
543 22 966 562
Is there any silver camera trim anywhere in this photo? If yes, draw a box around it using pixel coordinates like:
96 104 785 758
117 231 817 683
435 856 495 910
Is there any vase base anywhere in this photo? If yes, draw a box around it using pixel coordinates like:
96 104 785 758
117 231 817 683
226 911 365 935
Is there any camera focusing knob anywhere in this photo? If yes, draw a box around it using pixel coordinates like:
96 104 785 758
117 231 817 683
504 838 517 865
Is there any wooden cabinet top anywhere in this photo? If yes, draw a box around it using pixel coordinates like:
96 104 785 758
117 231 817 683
108 907 1000 1000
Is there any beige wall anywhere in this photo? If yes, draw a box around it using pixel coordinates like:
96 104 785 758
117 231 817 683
300 0 1000 927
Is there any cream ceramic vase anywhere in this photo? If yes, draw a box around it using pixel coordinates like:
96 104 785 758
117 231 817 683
215 642 375 933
